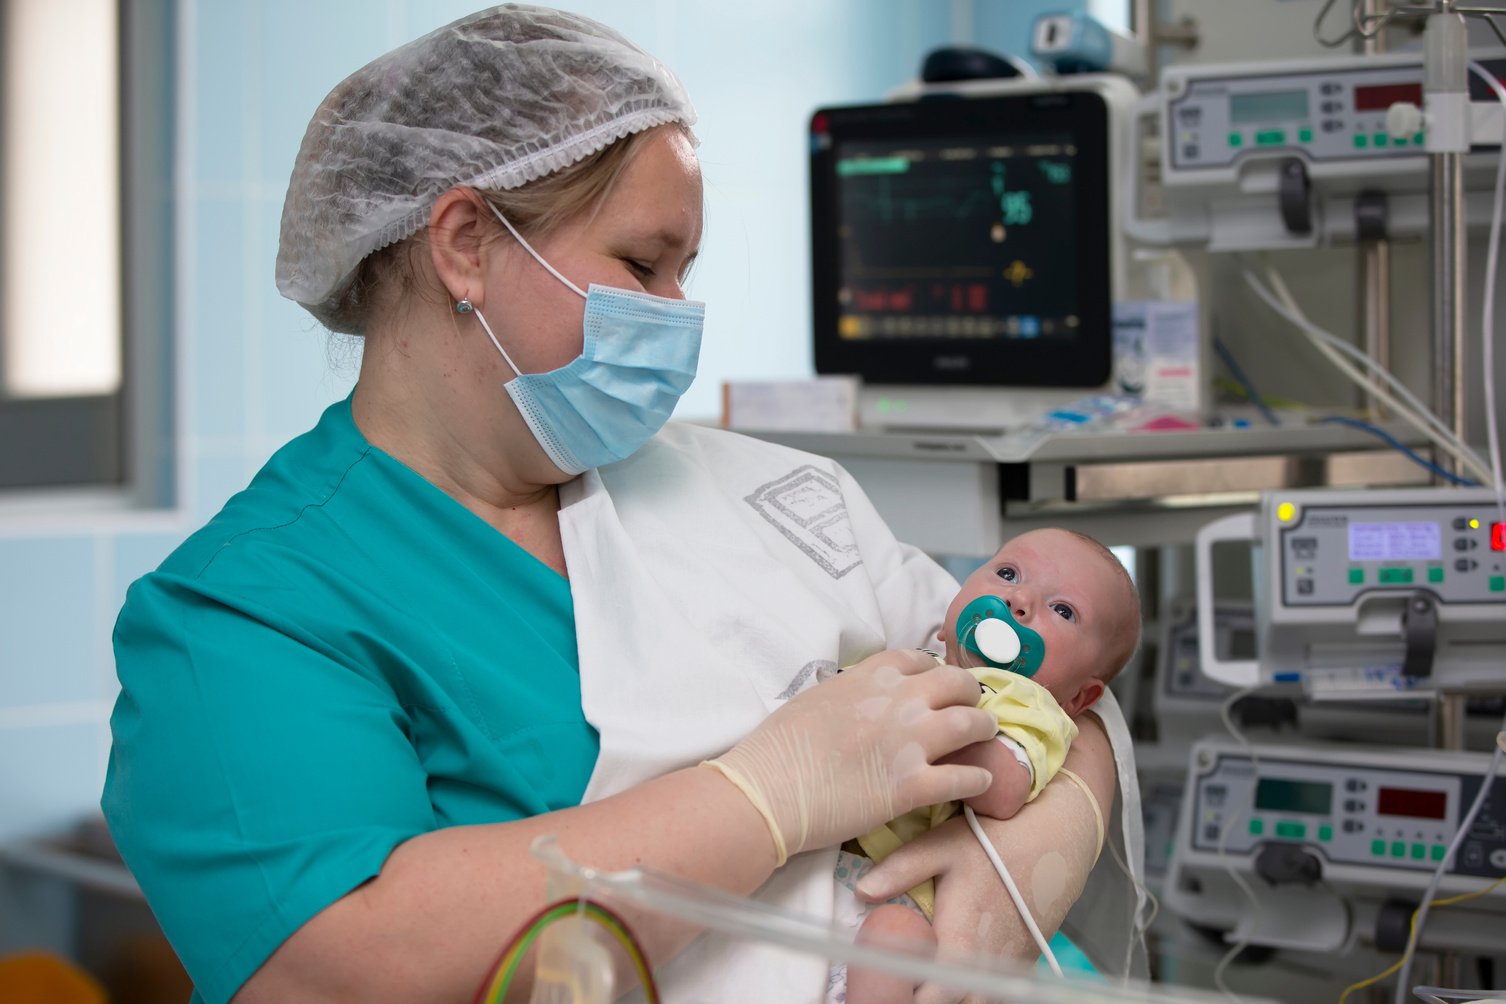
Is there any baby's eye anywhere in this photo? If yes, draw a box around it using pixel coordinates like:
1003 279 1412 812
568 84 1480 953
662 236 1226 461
1051 602 1076 621
995 566 1017 583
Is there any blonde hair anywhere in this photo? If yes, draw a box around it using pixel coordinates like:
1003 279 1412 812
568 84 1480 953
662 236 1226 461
319 125 686 334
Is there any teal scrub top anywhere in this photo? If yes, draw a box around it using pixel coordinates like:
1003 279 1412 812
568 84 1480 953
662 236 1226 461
102 396 599 1004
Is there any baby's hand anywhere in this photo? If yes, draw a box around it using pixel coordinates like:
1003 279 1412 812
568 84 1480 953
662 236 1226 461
939 738 1031 819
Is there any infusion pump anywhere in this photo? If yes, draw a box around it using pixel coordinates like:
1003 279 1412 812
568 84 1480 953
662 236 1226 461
1196 488 1506 695
1164 738 1506 953
1127 51 1506 249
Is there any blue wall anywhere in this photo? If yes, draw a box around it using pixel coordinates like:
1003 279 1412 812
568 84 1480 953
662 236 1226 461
0 0 1082 841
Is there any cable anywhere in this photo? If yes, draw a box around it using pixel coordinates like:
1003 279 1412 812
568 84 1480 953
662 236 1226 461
1212 337 1281 426
1211 685 1266 1004
961 803 1063 977
1256 265 1490 476
473 897 659 1004
1104 813 1162 931
1242 268 1497 486
1255 264 1481 465
1317 415 1478 486
1392 722 1506 1004
1338 872 1506 1004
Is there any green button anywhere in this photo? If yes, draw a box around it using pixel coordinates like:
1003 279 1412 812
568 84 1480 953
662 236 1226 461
1396 135 1409 146
1431 844 1446 862
1276 821 1306 839
1355 133 1369 149
1319 825 1333 842
1228 132 1244 147
1256 129 1286 146
1411 843 1426 860
1349 567 1364 584
1249 818 1264 836
1372 839 1387 856
1414 131 1425 145
1299 127 1313 143
1380 567 1414 584
1490 575 1505 592
1391 841 1406 857
1429 567 1444 583
1374 132 1389 147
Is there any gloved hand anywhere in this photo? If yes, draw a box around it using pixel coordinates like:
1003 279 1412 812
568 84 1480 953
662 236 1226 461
704 648 997 865
855 717 1115 1003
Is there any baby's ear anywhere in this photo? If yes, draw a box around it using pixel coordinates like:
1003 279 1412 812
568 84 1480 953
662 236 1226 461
1065 678 1105 718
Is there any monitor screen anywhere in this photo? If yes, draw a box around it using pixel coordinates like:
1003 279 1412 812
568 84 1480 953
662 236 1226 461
810 91 1112 386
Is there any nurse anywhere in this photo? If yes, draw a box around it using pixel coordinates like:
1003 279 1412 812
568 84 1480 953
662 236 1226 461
102 6 1119 1003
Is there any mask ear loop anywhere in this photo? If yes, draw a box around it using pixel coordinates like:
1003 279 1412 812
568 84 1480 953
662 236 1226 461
454 293 524 378
485 202 587 299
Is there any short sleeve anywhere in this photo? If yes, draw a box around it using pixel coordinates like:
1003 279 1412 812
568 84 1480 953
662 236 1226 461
103 573 437 1004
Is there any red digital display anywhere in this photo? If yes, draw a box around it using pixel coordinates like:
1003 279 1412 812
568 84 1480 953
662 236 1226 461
1353 82 1424 113
1377 786 1447 820
1492 522 1505 551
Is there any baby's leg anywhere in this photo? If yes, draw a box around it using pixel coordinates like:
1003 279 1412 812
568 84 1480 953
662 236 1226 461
846 903 938 1004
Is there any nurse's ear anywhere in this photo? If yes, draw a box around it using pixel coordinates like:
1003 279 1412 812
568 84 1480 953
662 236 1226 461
429 187 493 311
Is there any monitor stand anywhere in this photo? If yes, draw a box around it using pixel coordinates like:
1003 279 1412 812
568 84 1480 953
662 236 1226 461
856 383 1113 435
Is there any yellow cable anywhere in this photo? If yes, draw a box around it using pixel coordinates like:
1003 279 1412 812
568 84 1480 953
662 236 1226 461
1336 874 1506 1004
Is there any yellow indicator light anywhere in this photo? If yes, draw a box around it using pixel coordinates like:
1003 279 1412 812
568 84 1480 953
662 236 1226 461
1277 502 1296 523
1470 518 1480 529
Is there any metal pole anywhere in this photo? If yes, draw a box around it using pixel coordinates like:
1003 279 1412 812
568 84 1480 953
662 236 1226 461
1360 0 1393 413
1425 10 1470 853
1432 150 1468 451
1134 0 1157 84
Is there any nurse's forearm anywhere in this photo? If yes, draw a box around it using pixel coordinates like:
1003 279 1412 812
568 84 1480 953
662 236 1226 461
233 764 777 1003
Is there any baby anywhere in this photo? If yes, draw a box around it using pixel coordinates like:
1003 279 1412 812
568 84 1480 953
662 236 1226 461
840 527 1141 1003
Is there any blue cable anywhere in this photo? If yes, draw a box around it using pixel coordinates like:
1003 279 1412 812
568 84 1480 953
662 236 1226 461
1319 415 1479 487
1212 337 1281 426
1215 337 1475 485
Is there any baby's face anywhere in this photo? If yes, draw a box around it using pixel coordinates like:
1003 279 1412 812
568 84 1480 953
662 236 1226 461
940 529 1127 716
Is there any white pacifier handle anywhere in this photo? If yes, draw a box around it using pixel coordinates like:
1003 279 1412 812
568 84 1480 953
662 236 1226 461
973 618 1021 665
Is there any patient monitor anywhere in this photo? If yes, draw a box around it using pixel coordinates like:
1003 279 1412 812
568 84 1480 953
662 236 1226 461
808 76 1139 432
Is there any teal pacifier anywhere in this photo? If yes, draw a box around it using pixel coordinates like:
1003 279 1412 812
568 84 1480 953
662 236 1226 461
956 596 1046 677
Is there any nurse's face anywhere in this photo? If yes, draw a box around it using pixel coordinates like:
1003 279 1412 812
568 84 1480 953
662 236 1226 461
482 126 704 376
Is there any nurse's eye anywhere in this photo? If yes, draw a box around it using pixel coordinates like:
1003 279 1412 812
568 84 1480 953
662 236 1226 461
995 565 1017 583
1051 602 1076 622
625 259 655 278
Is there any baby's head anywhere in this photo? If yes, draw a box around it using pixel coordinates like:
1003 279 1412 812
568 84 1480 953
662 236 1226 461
939 528 1141 718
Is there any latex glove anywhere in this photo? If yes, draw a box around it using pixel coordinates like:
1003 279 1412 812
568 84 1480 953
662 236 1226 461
854 722 1113 1003
704 648 996 865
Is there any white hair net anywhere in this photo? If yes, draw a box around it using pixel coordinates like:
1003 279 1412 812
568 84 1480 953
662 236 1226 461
275 4 696 321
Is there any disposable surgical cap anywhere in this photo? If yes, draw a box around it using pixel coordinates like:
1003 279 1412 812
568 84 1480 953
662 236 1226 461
275 4 697 321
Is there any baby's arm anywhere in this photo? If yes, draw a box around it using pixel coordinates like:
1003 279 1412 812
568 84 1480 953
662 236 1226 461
939 737 1032 819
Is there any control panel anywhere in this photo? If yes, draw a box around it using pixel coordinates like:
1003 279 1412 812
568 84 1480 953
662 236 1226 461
1277 499 1506 607
1160 53 1506 180
1186 740 1506 883
1168 61 1429 171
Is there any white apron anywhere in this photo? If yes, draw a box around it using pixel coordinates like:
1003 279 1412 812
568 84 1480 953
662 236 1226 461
559 423 1146 1001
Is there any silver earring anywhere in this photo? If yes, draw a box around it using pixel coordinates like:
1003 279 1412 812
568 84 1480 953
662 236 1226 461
455 297 474 315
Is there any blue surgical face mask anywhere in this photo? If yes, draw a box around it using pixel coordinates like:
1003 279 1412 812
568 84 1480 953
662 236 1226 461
955 595 1046 677
467 204 704 476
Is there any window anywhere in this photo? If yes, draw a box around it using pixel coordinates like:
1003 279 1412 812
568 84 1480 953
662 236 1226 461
0 0 174 501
